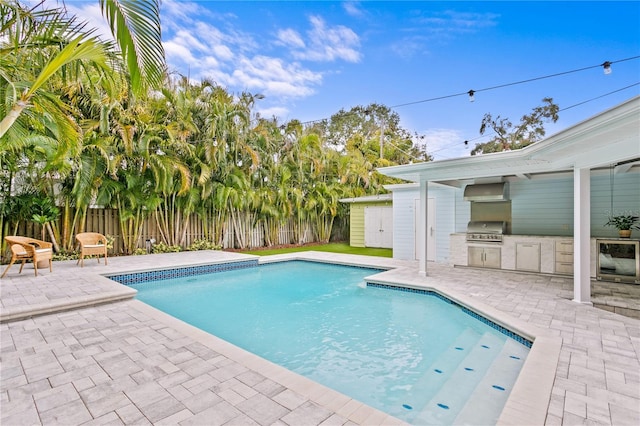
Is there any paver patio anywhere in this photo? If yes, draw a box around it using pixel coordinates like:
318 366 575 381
1 250 639 425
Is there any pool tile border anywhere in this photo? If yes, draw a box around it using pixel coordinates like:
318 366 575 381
107 259 259 285
366 282 533 348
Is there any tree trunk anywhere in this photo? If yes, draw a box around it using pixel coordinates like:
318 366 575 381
46 222 60 252
0 100 28 139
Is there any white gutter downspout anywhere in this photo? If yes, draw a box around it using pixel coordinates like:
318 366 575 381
419 180 428 276
573 167 592 304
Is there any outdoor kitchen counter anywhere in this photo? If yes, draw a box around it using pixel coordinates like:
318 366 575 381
450 234 600 276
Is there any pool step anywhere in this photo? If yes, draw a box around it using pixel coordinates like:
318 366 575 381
395 328 483 420
453 338 530 425
409 332 506 425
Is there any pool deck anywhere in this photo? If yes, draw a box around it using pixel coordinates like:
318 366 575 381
1 251 639 425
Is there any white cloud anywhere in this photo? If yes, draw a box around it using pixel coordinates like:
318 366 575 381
229 56 321 98
212 45 234 61
164 41 197 64
162 0 211 24
201 56 221 69
293 16 361 63
276 29 306 49
414 10 500 36
171 29 210 53
257 106 290 119
343 1 365 18
389 9 500 59
422 128 471 160
389 36 429 60
40 1 114 43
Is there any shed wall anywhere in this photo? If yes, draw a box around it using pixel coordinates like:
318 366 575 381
348 201 392 248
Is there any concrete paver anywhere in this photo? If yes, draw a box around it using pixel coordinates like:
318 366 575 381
1 250 639 425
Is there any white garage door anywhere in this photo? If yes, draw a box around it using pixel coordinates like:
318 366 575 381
364 206 393 248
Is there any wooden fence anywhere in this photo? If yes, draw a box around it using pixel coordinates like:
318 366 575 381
6 207 348 255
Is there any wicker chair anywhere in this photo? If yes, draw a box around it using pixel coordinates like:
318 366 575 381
75 232 108 267
1 236 53 278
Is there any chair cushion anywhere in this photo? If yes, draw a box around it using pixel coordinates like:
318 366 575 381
35 248 52 253
83 244 105 248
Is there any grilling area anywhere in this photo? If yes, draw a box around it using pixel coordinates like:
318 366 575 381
379 96 640 311
464 182 511 243
465 221 507 243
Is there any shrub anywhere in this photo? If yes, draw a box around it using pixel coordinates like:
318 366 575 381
187 239 221 251
52 251 79 261
105 234 115 250
151 242 182 253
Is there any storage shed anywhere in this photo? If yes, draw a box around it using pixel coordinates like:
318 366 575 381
339 194 393 248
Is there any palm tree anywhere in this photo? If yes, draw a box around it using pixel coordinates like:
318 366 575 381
0 0 165 138
0 2 111 140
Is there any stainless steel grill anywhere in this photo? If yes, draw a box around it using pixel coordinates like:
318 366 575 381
466 221 507 243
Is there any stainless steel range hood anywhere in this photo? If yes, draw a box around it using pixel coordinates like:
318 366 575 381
463 183 508 202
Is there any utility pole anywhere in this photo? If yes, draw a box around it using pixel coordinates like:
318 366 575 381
379 118 385 159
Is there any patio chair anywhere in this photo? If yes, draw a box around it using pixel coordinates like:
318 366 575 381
76 232 108 267
1 236 53 278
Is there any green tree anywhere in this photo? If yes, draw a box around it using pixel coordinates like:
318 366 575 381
31 196 60 250
471 98 560 155
0 0 165 139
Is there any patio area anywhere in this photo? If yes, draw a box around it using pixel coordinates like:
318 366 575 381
1 251 639 425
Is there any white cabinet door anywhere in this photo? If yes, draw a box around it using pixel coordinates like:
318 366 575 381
516 243 541 272
468 246 501 268
484 247 502 269
468 247 484 267
364 206 393 248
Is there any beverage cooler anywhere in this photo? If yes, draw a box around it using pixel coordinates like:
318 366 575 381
596 239 640 284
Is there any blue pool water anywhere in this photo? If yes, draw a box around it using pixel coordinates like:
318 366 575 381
129 260 529 424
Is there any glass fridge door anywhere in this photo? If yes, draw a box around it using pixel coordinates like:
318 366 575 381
598 241 638 279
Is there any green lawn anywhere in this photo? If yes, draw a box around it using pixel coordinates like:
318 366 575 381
238 242 393 258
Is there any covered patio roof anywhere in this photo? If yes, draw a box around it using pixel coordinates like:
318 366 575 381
379 96 640 185
377 95 640 305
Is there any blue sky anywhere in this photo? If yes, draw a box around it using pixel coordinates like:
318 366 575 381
56 1 640 160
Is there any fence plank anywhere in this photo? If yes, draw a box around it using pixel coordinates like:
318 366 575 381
5 207 347 254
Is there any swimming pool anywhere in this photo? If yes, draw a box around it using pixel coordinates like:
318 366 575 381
124 260 530 424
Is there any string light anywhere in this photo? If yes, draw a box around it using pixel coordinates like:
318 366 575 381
430 82 640 159
468 90 475 102
298 56 639 126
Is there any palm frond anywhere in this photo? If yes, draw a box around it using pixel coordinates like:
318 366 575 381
100 0 165 95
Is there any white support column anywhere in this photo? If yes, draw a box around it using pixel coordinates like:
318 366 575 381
573 167 592 304
419 180 428 276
